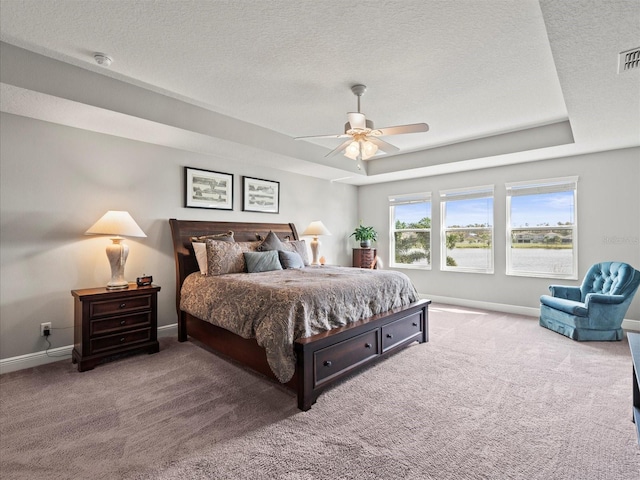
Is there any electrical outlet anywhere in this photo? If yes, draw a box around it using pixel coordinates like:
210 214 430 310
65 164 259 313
40 322 52 337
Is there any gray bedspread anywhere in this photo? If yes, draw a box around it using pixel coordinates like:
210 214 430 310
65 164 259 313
180 266 419 382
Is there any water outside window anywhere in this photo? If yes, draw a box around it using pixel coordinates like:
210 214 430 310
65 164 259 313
508 189 576 277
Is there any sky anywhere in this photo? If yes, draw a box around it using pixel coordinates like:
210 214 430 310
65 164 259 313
393 191 574 228
510 191 574 227
445 198 493 227
394 202 430 225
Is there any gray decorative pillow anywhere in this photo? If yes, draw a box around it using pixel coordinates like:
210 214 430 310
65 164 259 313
244 250 283 273
190 231 234 243
278 250 305 269
281 240 310 266
258 231 284 251
206 239 260 276
190 232 234 274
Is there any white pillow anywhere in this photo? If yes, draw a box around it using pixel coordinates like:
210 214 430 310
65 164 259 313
192 242 208 275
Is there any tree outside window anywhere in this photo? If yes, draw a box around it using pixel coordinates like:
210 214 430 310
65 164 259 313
389 193 431 268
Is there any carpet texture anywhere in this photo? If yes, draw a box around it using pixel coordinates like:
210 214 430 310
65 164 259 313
1 304 638 479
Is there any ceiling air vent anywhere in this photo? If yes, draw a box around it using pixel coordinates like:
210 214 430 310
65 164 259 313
618 47 640 73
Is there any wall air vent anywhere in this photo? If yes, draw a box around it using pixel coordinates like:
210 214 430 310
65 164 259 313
618 47 640 73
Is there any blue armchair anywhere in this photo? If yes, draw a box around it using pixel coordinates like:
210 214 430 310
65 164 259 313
540 262 640 341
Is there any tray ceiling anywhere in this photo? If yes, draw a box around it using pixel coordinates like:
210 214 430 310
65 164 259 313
1 0 638 184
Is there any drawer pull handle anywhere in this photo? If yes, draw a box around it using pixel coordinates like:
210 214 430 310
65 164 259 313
120 337 125 342
323 360 332 367
386 334 393 339
365 343 372 349
412 322 418 327
119 303 126 309
120 320 126 325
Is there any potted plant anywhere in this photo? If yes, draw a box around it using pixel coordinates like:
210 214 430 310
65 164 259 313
350 223 378 248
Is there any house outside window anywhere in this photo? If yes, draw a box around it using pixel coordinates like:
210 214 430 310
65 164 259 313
389 193 431 269
440 185 494 273
506 176 578 279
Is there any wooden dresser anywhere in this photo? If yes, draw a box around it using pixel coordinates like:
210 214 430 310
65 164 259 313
71 284 160 372
352 248 377 268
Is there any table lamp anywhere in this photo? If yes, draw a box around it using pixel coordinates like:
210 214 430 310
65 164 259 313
302 221 332 265
85 211 147 289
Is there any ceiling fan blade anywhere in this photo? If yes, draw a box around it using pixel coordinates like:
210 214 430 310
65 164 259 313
325 138 355 158
366 136 400 154
295 133 351 140
371 123 429 136
347 112 367 130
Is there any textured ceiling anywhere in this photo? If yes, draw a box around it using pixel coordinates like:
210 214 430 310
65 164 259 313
0 0 638 184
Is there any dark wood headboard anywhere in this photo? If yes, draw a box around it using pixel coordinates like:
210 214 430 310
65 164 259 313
168 219 299 315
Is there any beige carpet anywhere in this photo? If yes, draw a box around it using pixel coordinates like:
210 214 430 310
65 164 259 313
1 304 638 479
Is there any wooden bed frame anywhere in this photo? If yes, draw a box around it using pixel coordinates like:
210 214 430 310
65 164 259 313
169 219 430 410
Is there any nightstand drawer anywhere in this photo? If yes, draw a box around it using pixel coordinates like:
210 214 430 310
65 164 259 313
90 312 152 336
89 295 152 318
90 328 152 354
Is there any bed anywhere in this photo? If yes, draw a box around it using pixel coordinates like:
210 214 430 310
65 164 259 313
169 219 430 410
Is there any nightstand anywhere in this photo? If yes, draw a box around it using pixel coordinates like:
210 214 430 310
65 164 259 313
71 284 161 372
352 248 377 268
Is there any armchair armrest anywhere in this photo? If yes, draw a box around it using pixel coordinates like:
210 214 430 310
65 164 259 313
549 285 581 301
585 293 626 307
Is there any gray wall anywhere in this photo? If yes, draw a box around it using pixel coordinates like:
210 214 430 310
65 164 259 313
0 113 358 359
2 110 638 362
357 147 640 320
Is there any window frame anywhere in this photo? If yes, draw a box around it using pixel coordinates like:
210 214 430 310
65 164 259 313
506 176 578 280
389 192 432 270
439 185 494 274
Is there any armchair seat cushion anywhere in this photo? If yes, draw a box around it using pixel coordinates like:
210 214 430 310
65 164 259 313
539 295 588 317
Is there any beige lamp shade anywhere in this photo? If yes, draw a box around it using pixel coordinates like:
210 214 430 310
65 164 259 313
302 221 332 237
85 211 146 290
302 221 331 265
85 210 147 237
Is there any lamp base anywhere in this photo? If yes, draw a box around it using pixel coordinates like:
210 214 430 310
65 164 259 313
310 236 320 265
106 238 130 290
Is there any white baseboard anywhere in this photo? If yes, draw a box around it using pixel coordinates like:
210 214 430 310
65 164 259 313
421 294 640 332
422 294 540 317
0 323 178 375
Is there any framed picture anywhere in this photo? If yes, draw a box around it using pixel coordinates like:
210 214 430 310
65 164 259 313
242 176 280 214
184 167 233 210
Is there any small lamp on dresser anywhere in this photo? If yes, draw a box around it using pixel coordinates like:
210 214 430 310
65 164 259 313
85 210 146 289
302 220 332 265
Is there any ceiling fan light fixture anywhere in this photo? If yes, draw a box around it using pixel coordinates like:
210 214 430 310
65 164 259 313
360 140 378 160
344 141 360 160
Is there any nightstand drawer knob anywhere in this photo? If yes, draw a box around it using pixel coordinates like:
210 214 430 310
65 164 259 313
324 360 332 367
120 337 125 342
386 333 393 339
365 343 372 348
120 320 126 325
412 322 418 327
119 303 126 309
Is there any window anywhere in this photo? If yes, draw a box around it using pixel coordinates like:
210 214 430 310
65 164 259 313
506 176 578 279
389 193 431 269
440 185 494 273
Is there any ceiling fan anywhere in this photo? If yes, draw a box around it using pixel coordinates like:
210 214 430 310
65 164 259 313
295 84 429 167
